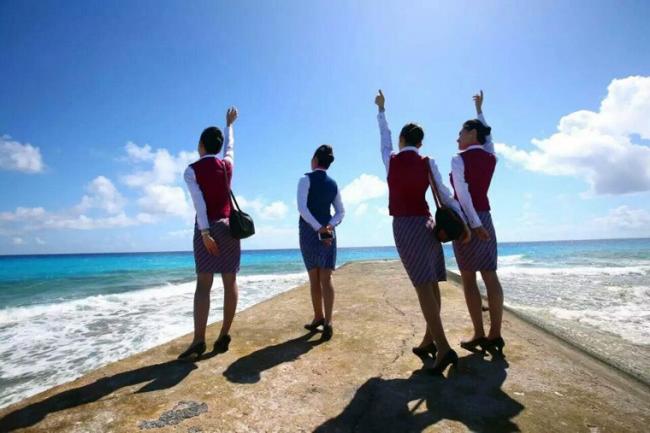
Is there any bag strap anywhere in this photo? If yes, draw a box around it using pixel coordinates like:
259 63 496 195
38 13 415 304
425 157 443 210
221 159 242 212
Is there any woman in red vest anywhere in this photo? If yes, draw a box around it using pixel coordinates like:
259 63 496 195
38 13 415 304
179 107 239 360
450 91 505 356
375 90 469 375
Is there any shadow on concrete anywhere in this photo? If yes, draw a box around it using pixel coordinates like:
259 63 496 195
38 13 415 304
0 360 197 432
314 354 524 433
223 331 324 384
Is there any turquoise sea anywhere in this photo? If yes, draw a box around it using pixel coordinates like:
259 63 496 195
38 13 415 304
1 239 649 407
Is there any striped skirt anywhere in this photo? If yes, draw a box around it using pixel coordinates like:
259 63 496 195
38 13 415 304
193 219 241 274
299 218 337 271
453 211 497 272
392 216 447 286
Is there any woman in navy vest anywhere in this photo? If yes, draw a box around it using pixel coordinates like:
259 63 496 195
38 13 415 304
179 107 239 359
297 145 345 341
375 90 470 375
450 91 505 356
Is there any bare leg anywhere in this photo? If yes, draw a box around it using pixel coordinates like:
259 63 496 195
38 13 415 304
320 268 335 325
414 281 451 364
418 284 441 347
308 268 325 322
193 273 214 343
461 270 486 340
218 272 238 339
481 270 503 339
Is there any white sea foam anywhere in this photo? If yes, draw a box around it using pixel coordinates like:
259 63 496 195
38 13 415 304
498 254 536 266
0 271 308 409
498 264 650 277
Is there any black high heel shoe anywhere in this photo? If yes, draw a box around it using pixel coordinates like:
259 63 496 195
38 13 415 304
412 343 437 361
321 324 333 341
213 335 231 353
178 341 206 360
486 337 505 356
429 349 458 375
304 318 325 332
460 336 487 353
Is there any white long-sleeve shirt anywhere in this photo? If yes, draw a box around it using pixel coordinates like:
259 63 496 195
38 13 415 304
377 111 465 219
184 125 234 231
451 112 495 228
296 169 345 231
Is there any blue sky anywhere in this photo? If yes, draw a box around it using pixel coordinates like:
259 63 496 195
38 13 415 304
1 0 649 254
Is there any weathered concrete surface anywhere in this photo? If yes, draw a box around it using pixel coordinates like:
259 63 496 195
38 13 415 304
0 261 648 433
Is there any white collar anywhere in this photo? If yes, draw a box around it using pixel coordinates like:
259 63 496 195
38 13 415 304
399 147 420 154
199 154 218 160
312 168 327 172
458 144 487 154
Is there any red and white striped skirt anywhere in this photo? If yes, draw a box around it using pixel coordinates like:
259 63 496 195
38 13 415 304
193 219 241 274
392 216 447 286
452 211 497 272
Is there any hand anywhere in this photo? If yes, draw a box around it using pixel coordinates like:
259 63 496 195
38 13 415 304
375 89 385 111
226 106 238 127
436 228 449 243
473 90 484 115
473 226 490 241
202 234 220 255
322 238 333 247
318 226 332 235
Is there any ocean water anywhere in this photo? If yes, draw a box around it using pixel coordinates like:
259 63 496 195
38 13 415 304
1 239 649 408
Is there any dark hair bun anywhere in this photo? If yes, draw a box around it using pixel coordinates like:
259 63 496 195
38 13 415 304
399 123 424 147
200 127 224 154
314 144 335 168
463 119 491 145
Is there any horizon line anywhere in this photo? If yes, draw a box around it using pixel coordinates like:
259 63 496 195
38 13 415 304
2 236 649 258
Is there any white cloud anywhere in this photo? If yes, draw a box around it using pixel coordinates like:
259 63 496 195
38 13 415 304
120 142 196 221
376 206 389 216
236 196 290 221
260 201 289 220
0 142 196 242
41 212 140 230
122 142 196 188
0 207 46 221
76 176 125 214
341 174 387 205
167 228 194 238
0 135 45 173
124 142 154 162
354 203 369 217
12 237 24 245
137 184 192 218
240 224 298 250
593 206 650 231
496 75 650 195
35 237 46 245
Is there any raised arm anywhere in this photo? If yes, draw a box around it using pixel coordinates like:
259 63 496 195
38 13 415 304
223 106 237 165
474 90 494 154
375 89 393 173
297 176 324 232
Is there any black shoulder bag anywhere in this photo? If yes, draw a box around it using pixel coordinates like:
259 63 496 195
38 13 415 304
426 158 467 243
223 163 255 239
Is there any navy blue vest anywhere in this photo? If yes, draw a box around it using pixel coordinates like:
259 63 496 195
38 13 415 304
305 170 338 226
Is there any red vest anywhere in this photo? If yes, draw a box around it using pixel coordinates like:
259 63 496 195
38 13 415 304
190 157 232 221
450 148 496 212
387 151 431 217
